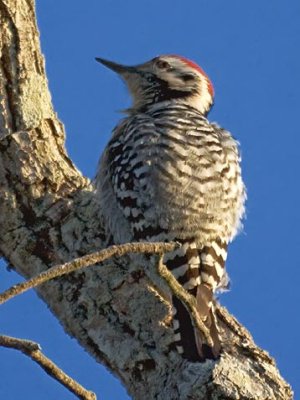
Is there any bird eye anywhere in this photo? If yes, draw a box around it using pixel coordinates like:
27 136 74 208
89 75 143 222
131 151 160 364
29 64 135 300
156 60 172 70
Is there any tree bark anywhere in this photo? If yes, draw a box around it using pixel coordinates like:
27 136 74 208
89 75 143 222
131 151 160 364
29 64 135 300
0 1 293 399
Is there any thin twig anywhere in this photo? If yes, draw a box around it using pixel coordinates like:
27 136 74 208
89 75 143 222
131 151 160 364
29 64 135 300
0 335 96 400
0 242 177 305
0 240 211 347
157 256 213 347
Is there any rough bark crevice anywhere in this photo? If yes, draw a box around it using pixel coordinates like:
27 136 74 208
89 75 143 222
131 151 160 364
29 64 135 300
0 0 293 399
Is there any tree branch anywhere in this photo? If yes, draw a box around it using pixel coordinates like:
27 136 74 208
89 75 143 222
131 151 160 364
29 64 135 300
0 335 96 400
0 242 177 305
0 241 212 354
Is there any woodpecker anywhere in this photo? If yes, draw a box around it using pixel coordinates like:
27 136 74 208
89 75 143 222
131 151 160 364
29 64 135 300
95 55 246 362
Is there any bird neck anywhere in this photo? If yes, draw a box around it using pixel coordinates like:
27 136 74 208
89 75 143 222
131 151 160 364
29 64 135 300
126 99 212 117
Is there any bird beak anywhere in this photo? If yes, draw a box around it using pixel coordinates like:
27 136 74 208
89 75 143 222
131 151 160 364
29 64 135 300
95 57 136 75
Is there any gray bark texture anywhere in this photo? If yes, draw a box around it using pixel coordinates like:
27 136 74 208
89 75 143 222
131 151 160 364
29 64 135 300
0 1 293 399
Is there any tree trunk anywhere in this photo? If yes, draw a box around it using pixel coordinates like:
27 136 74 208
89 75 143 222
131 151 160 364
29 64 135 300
0 1 293 399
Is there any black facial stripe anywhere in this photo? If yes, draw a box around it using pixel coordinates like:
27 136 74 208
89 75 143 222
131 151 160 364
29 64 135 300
155 76 197 101
155 87 195 101
137 71 198 106
181 74 195 82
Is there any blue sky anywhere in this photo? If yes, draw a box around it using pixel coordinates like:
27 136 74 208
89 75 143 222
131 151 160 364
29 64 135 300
0 1 299 399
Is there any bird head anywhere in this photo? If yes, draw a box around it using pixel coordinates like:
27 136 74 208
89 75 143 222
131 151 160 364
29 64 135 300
95 55 214 115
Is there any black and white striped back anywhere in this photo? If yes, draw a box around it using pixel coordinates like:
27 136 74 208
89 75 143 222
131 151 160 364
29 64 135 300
96 101 245 361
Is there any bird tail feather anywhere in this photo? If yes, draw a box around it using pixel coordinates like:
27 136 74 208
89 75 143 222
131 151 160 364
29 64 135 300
164 239 227 361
